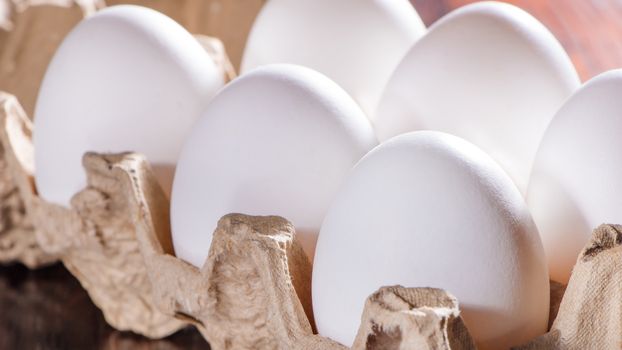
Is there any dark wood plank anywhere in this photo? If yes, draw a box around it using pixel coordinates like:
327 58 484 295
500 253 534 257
0 263 210 350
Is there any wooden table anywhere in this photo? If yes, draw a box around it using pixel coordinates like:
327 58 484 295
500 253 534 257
412 0 622 81
0 263 210 349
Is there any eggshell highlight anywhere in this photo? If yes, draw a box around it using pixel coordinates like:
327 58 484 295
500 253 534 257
170 64 378 268
374 1 579 194
312 131 549 350
527 70 622 283
241 0 425 117
34 5 224 206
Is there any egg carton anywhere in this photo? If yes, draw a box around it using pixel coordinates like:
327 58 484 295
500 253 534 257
0 95 49 268
1 1 621 349
0 0 100 268
1 92 621 349
0 0 240 269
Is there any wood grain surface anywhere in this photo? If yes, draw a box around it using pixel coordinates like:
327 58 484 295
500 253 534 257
412 0 622 81
0 263 210 349
1 1 620 349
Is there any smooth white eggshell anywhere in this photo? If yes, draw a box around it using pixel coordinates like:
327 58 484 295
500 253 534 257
170 64 377 268
240 0 425 117
34 5 224 206
527 70 622 283
312 131 549 350
373 1 579 194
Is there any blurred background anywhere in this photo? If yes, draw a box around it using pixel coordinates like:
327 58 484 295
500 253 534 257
0 0 620 349
412 0 622 81
2 0 621 117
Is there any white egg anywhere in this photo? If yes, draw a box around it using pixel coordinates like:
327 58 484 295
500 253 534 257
373 2 579 194
312 131 549 350
240 0 425 117
34 5 224 206
170 64 377 268
527 70 622 283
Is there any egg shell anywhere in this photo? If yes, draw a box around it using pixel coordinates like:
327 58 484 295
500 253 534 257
373 1 579 194
312 131 549 350
33 5 224 206
527 70 622 283
170 64 378 268
240 0 425 117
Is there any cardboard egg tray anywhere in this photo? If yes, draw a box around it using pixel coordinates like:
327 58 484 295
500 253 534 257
1 1 621 349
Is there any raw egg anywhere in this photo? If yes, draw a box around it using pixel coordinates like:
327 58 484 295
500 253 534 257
313 131 549 350
527 69 622 283
170 64 377 268
373 2 579 194
241 0 426 117
34 5 224 206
